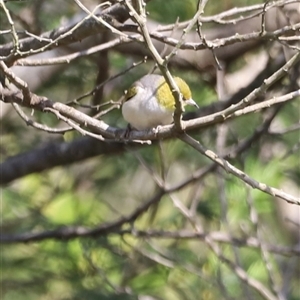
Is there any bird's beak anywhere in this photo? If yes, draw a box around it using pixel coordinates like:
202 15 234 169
185 98 199 108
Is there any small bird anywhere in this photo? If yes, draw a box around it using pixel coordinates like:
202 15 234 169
122 74 198 130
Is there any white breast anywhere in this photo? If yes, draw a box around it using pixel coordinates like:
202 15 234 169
122 86 173 130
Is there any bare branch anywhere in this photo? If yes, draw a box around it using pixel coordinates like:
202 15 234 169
179 134 300 205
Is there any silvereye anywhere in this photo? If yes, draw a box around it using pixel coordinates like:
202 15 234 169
122 74 198 130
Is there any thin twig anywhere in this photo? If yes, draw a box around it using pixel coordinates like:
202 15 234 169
179 133 300 205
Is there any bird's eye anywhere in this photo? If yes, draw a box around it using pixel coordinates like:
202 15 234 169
125 86 137 101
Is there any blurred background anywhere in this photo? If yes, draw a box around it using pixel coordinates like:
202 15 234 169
1 0 300 299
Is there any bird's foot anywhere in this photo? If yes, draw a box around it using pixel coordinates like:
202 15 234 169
122 123 133 140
